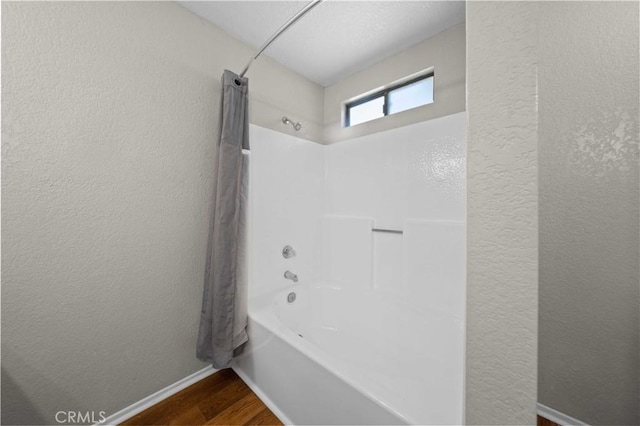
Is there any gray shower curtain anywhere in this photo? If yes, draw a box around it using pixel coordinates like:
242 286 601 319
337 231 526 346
197 70 250 369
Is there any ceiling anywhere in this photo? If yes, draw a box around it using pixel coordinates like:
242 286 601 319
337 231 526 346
178 1 465 87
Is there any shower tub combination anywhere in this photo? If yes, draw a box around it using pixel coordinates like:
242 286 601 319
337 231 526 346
233 115 466 425
233 283 463 425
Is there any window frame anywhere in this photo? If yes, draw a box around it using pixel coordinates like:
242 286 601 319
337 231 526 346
344 71 435 128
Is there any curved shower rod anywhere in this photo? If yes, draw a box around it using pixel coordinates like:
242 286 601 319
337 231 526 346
238 0 324 78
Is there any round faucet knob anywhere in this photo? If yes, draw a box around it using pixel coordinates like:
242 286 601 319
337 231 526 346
282 245 296 259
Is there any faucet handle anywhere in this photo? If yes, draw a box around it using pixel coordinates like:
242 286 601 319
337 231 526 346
282 245 296 259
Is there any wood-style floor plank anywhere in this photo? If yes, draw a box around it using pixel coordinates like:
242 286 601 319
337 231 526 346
167 405 207 426
245 408 283 426
121 369 282 426
123 370 238 425
537 415 560 426
197 376 253 421
205 393 266 425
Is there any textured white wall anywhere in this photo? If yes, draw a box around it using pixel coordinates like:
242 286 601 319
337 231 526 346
323 24 465 144
466 2 538 424
1 2 323 424
538 2 639 425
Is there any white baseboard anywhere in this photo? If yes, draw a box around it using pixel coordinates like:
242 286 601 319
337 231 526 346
97 365 217 426
537 403 589 426
232 365 292 425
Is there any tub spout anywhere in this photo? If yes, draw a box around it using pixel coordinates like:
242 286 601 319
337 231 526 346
284 271 298 283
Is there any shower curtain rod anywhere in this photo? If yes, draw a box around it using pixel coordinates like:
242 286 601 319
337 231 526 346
238 0 324 78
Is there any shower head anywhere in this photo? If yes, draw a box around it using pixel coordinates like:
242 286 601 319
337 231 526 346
282 116 302 131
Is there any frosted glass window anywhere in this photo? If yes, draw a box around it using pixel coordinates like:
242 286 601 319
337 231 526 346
345 72 434 127
387 76 434 114
348 96 385 126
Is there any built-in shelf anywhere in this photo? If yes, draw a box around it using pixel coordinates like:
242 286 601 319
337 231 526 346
372 228 403 234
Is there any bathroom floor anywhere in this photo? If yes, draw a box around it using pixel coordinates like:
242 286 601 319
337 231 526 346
537 416 560 426
119 367 557 426
121 369 282 425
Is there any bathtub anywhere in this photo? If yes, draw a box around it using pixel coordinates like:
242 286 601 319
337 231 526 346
232 282 464 425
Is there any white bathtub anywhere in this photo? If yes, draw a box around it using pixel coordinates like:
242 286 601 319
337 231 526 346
232 282 464 425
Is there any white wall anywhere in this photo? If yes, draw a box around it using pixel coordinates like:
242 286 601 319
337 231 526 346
248 125 325 298
250 112 466 316
465 2 539 424
1 2 323 424
323 112 467 423
324 113 466 322
324 23 465 144
538 2 639 425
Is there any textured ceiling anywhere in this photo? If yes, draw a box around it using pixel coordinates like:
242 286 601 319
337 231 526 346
178 1 465 86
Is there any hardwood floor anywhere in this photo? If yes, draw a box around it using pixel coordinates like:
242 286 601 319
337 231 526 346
537 415 560 426
121 369 282 426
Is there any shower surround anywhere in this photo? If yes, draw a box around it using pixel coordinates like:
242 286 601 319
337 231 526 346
234 112 466 424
